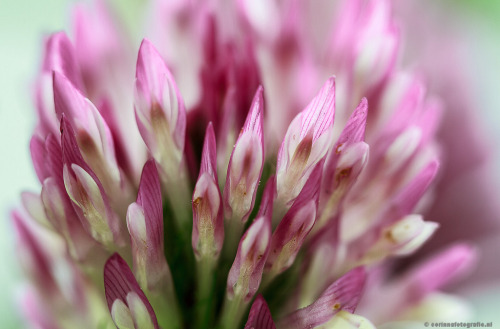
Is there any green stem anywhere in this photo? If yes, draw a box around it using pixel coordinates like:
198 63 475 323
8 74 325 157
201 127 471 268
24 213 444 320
218 294 246 329
165 168 192 232
195 257 216 329
222 214 245 263
150 289 183 329
259 271 278 293
271 195 288 229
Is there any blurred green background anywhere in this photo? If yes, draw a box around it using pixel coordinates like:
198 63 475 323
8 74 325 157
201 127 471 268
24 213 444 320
1 0 499 328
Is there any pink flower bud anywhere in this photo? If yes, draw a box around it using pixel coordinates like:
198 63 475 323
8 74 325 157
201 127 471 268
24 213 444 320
323 98 368 195
42 32 83 90
192 123 224 259
127 160 172 292
104 253 160 329
61 117 124 248
134 39 186 180
223 87 264 222
227 214 271 302
266 162 322 274
276 77 335 206
35 32 83 137
53 72 122 194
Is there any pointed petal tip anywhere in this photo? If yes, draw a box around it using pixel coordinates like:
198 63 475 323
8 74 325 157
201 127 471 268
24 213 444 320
136 38 169 81
207 121 215 135
138 38 155 55
243 86 265 137
199 122 218 179
358 97 368 112
245 295 276 329
326 266 367 313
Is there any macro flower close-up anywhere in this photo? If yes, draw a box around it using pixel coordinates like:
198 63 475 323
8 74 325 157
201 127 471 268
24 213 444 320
1 0 500 328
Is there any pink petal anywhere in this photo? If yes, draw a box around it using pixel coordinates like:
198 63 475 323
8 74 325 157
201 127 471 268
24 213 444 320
135 38 186 153
276 78 335 206
267 162 322 274
192 123 224 258
391 159 440 218
30 135 49 183
35 31 83 137
41 134 95 259
242 85 264 141
278 267 366 328
42 32 83 90
13 211 57 294
104 253 159 329
72 0 123 86
61 117 123 246
19 288 61 329
227 215 272 301
405 244 476 301
336 98 368 150
136 159 163 249
300 77 335 142
199 122 218 181
244 295 276 329
127 160 172 291
53 71 88 122
223 87 265 222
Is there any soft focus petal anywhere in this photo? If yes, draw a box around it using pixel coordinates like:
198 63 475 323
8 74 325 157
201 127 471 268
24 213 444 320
104 253 160 329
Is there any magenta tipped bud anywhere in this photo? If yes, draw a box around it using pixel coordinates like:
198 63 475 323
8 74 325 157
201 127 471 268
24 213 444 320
127 160 172 292
266 163 322 274
244 295 276 329
104 253 160 329
53 72 121 193
35 31 84 139
61 117 124 248
134 39 186 181
276 77 335 206
192 123 224 259
278 267 366 329
223 86 265 223
330 142 369 194
323 98 369 195
43 32 83 89
227 214 271 302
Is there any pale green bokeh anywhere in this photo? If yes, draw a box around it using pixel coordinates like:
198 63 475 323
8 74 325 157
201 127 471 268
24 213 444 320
0 1 69 327
0 0 499 328
0 0 143 327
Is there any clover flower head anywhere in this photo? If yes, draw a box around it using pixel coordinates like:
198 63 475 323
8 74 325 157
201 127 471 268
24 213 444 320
14 0 482 328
